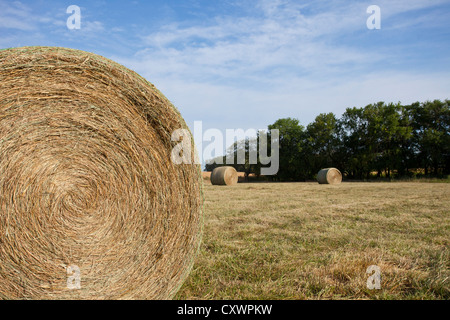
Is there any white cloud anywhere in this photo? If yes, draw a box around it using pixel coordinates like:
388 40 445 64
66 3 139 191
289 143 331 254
152 71 450 125
82 21 105 33
132 0 450 84
117 1 387 88
0 1 71 32
1 0 448 141
112 0 449 134
0 1 35 30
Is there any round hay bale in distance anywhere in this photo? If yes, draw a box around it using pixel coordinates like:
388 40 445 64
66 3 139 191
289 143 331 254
317 168 342 185
210 166 238 186
0 46 203 299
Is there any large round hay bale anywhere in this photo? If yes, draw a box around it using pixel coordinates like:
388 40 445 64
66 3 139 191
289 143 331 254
0 47 203 299
210 166 238 186
317 168 342 185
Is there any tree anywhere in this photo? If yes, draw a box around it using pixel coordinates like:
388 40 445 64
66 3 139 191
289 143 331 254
364 102 412 178
268 118 305 181
225 137 261 180
339 102 413 179
305 113 340 178
339 106 371 179
204 156 226 172
408 100 450 176
205 99 449 180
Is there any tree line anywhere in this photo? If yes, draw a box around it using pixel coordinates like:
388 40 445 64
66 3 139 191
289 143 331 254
205 99 450 181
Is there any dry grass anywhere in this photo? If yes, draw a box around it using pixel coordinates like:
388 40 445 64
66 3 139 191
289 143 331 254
175 182 449 300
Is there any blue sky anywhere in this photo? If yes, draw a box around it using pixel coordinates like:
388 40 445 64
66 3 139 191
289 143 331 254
1 0 450 140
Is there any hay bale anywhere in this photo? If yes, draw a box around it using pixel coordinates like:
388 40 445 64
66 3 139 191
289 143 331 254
317 168 342 185
210 166 238 186
0 47 203 299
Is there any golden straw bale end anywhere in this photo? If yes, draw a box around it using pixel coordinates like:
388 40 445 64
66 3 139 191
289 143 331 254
0 46 203 299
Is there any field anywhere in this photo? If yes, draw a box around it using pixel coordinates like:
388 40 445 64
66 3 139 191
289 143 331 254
175 181 449 300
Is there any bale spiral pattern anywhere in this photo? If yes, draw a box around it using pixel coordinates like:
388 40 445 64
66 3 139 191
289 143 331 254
0 47 203 299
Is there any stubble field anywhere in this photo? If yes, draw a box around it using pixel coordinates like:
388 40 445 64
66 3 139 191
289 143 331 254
175 181 449 300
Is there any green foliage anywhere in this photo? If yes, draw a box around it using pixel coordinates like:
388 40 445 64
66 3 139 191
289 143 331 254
268 118 305 181
304 113 340 178
205 99 449 181
205 137 262 180
407 100 450 176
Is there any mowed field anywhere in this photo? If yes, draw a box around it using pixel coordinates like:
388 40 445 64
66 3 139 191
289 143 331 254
175 181 449 300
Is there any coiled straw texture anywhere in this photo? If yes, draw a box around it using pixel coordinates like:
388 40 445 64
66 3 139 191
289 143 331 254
0 47 203 299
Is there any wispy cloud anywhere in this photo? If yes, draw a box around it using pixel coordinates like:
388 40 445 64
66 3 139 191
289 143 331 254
1 0 448 136
110 0 449 134
118 1 402 86
129 5 371 83
0 1 36 30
